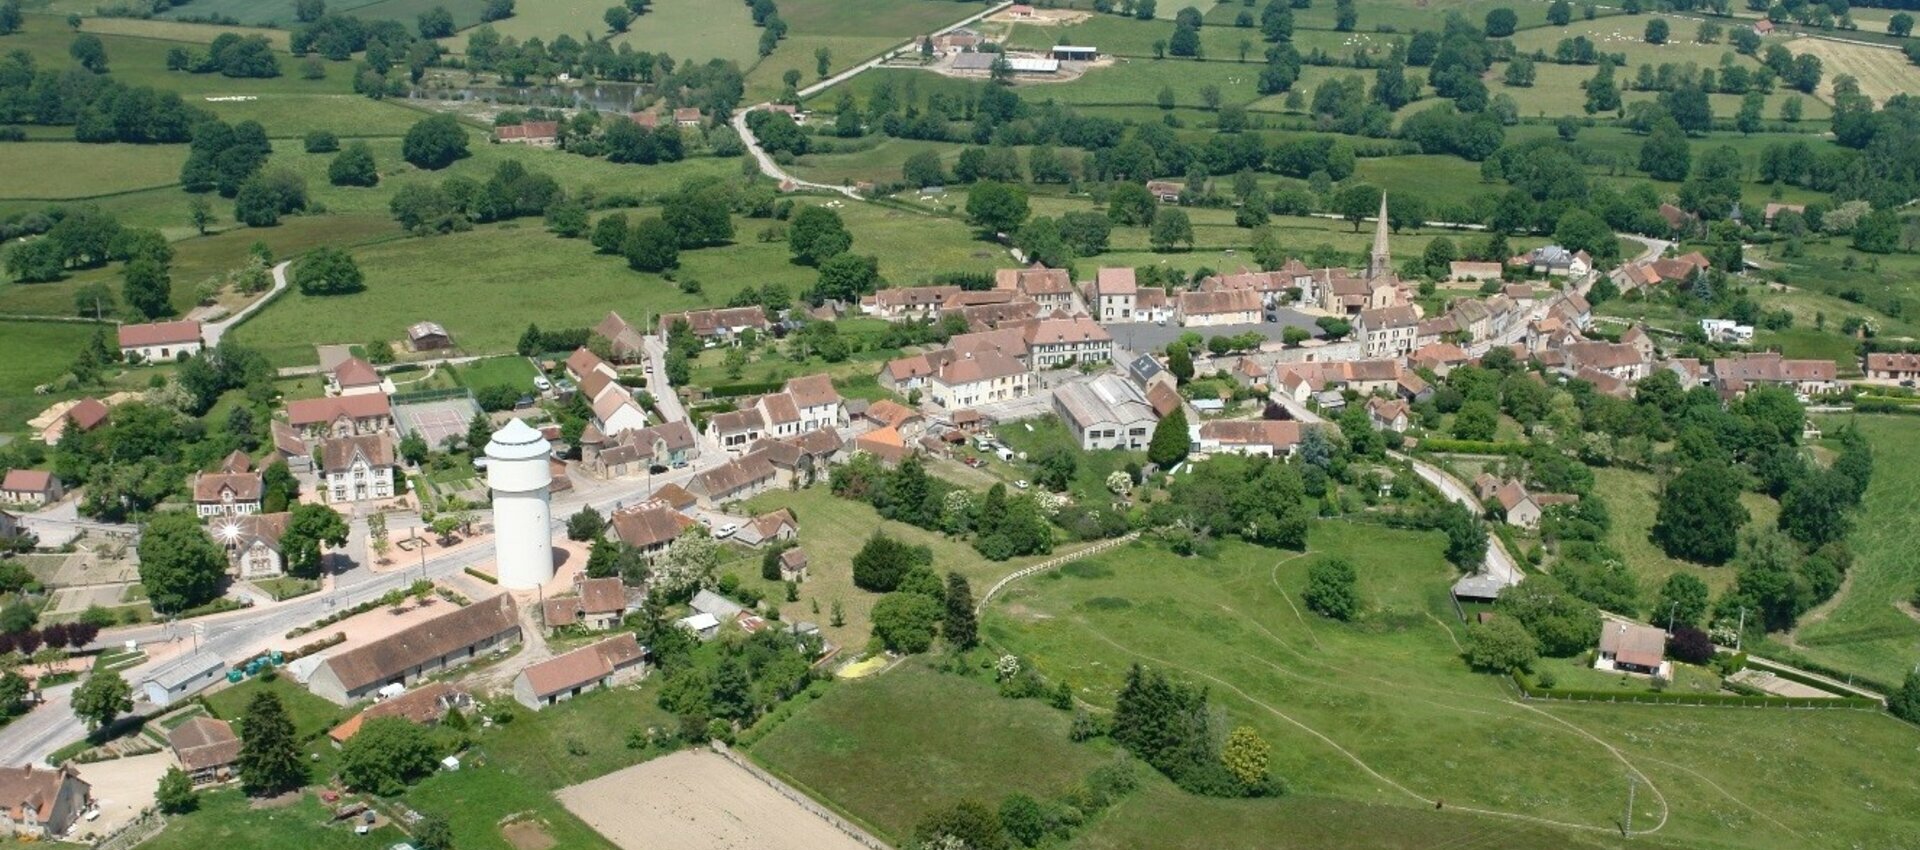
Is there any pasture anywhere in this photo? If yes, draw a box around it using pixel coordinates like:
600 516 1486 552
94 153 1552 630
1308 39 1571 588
475 0 761 66
142 0 491 30
1590 466 1778 600
198 94 433 138
0 320 98 431
0 143 187 200
79 17 293 50
1783 415 1920 687
1781 35 1920 106
980 525 1920 850
7 14 357 96
744 0 985 99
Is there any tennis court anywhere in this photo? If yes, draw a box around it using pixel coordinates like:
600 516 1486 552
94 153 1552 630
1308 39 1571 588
393 394 482 449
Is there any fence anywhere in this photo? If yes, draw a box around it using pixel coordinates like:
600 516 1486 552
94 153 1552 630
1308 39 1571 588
976 532 1141 615
91 810 166 850
1510 672 1881 710
709 742 894 850
391 386 475 405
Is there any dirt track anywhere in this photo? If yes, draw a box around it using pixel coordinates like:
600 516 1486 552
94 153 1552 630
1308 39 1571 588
555 750 873 850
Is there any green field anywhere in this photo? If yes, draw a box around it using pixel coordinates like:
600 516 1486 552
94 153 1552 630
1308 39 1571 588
143 0 491 29
451 355 537 392
475 0 761 66
0 142 187 200
1591 466 1780 601
977 524 1920 849
8 14 359 96
750 659 1116 841
203 675 345 742
0 320 102 431
138 789 412 850
79 17 294 50
1781 415 1920 686
199 95 434 139
744 0 986 100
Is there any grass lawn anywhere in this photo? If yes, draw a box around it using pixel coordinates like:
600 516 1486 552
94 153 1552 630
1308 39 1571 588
983 523 1920 849
0 142 188 200
1781 415 1920 686
450 355 537 393
735 485 1051 649
199 95 434 139
254 577 321 601
139 789 412 850
744 0 982 99
748 658 1115 842
476 0 760 67
139 0 488 29
994 413 1143 505
202 675 345 744
0 320 101 433
1591 465 1778 602
1020 58 1267 109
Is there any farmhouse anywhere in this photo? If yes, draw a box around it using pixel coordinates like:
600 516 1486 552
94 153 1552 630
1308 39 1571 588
329 357 386 397
1145 180 1183 203
582 419 699 477
747 429 845 486
406 321 452 351
513 633 646 710
1491 479 1542 528
733 508 798 548
117 319 202 363
307 595 521 704
1366 397 1411 432
0 766 90 839
861 285 961 320
40 397 108 445
659 306 770 345
706 408 767 453
1712 352 1842 396
327 682 473 745
211 511 291 579
1053 374 1157 451
995 264 1077 315
880 352 937 394
1176 289 1260 327
608 503 698 564
192 470 262 518
493 121 559 146
593 311 649 362
1194 420 1302 457
167 716 240 785
286 393 392 438
541 576 631 632
687 455 777 508
321 434 397 504
0 470 62 507
1596 621 1669 677
1864 352 1920 382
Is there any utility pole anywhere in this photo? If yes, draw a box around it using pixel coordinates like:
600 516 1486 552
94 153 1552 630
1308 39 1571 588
1666 601 1678 634
1622 773 1637 839
1735 607 1747 651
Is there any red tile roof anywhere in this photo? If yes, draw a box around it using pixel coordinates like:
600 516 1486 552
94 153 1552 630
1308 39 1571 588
117 319 201 348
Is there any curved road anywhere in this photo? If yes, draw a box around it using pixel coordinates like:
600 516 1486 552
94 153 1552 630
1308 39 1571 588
203 260 290 347
1392 451 1523 588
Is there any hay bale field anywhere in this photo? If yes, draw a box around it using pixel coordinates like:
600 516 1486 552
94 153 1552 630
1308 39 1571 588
1783 35 1920 106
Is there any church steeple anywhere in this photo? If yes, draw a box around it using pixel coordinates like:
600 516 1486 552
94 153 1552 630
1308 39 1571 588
1368 192 1392 280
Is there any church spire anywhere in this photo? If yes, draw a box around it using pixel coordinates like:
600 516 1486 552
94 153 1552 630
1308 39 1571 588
1368 192 1392 280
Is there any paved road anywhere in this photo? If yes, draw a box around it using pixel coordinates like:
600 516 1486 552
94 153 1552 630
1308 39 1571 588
1393 451 1523 588
793 1 1014 99
730 106 862 198
203 261 289 347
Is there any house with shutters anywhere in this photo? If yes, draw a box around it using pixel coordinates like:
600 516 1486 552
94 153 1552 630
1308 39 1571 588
1193 420 1302 457
1 470 62 507
861 285 962 320
192 469 263 518
608 503 698 564
1176 289 1260 327
1357 304 1421 359
996 264 1077 315
287 394 392 439
1023 316 1113 369
927 350 1031 409
117 320 202 363
211 511 291 580
321 433 397 504
0 766 90 839
782 374 846 433
706 407 767 453
1086 267 1137 322
329 357 387 397
686 454 777 508
658 306 771 346
1865 352 1920 382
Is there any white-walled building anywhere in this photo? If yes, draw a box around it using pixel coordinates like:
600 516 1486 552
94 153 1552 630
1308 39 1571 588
117 320 202 363
321 434 396 504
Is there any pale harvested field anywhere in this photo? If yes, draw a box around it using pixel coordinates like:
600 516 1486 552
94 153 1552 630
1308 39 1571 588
1784 35 1920 106
556 750 871 850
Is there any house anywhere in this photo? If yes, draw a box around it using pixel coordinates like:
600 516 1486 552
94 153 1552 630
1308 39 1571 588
861 399 924 439
541 576 630 632
1864 352 1920 382
1712 353 1842 396
1053 374 1157 451
1357 304 1421 359
271 420 311 473
881 352 937 395
674 107 702 127
117 319 202 363
321 433 397 503
565 347 617 385
0 470 61 507
1649 252 1711 283
168 717 240 785
307 595 521 704
326 682 473 745
1700 318 1755 344
286 394 392 439
494 121 559 146
1366 397 1410 432
745 429 844 487
995 264 1077 315
406 321 452 351
1023 316 1113 369
1145 180 1183 203
951 327 1031 366
41 397 108 445
1448 261 1504 282
733 508 798 548
1176 289 1260 327
1127 353 1177 397
1411 342 1471 376
1752 18 1774 34
211 511 291 579
0 766 90 839
1492 480 1542 528
1194 420 1302 457
782 374 846 432
590 382 650 438
860 285 962 320
608 503 696 563
1596 621 1670 677
1133 287 1173 324
593 311 649 362
1524 245 1591 277
513 633 647 710
193 470 263 518
139 651 227 707
705 407 767 453
686 454 777 507
329 357 385 397
1087 267 1137 322
659 306 770 346
582 420 698 477
927 351 1031 409
777 547 809 581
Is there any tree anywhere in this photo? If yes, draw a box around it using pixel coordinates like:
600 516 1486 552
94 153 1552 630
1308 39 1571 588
1303 557 1358 620
328 142 379 187
902 150 944 187
871 591 942 653
915 800 1010 850
1438 502 1487 571
1655 573 1709 627
567 507 605 542
787 206 852 266
1109 182 1158 225
604 4 632 31
295 0 326 22
1547 0 1572 24
591 213 629 254
1652 463 1748 565
189 196 215 235
0 0 22 34
1220 726 1270 787
294 247 365 295
72 670 131 731
1644 17 1669 43
1778 469 1854 547
1452 401 1498 441
70 34 108 72
1333 182 1380 231
282 503 349 579
402 114 470 170
0 670 27 715
813 253 880 303
1149 407 1190 467
852 533 923 592
1166 341 1194 383
1890 12 1913 37
156 766 198 814
966 182 1030 234
1149 209 1194 251
815 46 831 77
1484 7 1518 36
1640 117 1691 181
1891 670 1920 725
943 572 978 649
1667 624 1714 664
415 814 454 850
1058 211 1112 256
623 217 680 271
418 5 456 37
1463 616 1538 672
138 512 227 613
122 258 174 320
341 716 440 795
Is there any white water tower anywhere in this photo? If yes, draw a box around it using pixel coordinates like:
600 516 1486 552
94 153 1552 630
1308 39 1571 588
485 418 553 589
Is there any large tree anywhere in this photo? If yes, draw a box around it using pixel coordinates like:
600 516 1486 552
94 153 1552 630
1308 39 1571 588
402 113 471 170
294 247 365 295
138 512 228 613
281 503 349 579
786 205 852 266
1463 616 1538 673
623 216 680 272
122 258 173 319
1652 462 1749 565
1148 407 1190 468
943 572 977 649
327 142 379 187
237 691 304 795
341 716 440 795
155 766 198 814
71 670 131 731
1655 572 1709 628
1302 557 1358 620
965 181 1030 234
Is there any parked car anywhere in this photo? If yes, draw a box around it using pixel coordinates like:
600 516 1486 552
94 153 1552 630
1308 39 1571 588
533 375 552 391
1014 480 1030 489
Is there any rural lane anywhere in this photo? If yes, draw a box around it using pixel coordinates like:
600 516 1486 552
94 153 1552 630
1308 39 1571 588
1392 451 1524 588
793 1 1015 99
202 260 289 347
